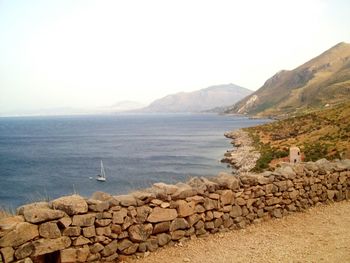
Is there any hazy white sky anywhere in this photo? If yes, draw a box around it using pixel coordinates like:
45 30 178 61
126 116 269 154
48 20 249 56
0 0 349 112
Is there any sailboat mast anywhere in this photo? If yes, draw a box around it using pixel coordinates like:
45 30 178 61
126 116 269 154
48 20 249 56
100 160 105 178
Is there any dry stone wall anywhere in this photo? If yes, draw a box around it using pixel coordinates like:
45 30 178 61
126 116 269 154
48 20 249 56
1 159 350 263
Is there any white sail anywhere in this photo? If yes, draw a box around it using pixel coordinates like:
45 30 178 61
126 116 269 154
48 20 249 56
96 160 106 181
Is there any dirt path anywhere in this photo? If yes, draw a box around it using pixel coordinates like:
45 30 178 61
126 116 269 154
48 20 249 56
130 201 350 263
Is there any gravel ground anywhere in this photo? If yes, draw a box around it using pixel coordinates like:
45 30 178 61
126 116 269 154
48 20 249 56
130 201 350 263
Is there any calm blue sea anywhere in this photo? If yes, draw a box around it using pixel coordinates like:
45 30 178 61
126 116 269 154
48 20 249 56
0 114 268 208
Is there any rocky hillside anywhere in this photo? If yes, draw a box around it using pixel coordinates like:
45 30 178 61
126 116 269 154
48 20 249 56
227 42 350 117
243 102 350 171
142 84 252 113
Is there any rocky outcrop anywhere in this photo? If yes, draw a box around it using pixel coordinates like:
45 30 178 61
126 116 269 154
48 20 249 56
0 159 349 263
221 130 260 173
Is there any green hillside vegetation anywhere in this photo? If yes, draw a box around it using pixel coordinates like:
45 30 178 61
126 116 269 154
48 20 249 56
227 42 350 117
244 102 350 172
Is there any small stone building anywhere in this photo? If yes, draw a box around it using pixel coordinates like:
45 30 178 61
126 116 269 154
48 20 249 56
290 146 301 164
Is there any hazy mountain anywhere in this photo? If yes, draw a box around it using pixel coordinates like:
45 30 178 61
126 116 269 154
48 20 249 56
142 84 252 113
0 101 145 117
226 42 350 117
104 101 146 112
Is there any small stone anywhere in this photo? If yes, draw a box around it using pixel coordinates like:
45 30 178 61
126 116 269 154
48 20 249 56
147 207 178 223
112 209 128 224
72 213 95 226
220 190 234 205
114 195 137 207
0 247 14 263
62 226 81 236
89 243 104 253
72 236 91 246
153 221 170 234
15 242 34 260
170 218 189 231
157 233 171 246
128 224 153 242
39 222 61 239
83 226 96 238
101 240 119 257
183 258 190 262
176 200 195 217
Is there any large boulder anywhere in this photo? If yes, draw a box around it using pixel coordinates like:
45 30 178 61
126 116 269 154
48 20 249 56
51 195 88 215
0 222 38 248
147 207 177 223
16 202 49 216
32 237 71 256
23 208 65 224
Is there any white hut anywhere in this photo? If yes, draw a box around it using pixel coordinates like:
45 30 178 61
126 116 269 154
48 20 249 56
290 146 301 164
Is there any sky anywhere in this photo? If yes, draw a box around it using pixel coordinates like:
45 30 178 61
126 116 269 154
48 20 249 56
0 0 349 113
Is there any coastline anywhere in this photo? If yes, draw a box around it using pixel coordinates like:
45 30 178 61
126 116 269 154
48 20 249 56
221 129 260 174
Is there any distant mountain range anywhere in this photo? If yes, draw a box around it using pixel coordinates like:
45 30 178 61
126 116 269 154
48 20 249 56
226 42 350 117
141 84 252 113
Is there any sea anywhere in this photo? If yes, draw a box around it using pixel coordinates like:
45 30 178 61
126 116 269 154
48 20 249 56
0 113 268 209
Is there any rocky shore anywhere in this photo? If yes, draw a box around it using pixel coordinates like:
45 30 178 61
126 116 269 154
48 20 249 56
221 130 260 173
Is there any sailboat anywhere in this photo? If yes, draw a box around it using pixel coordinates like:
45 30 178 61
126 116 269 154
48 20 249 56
96 160 106 182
